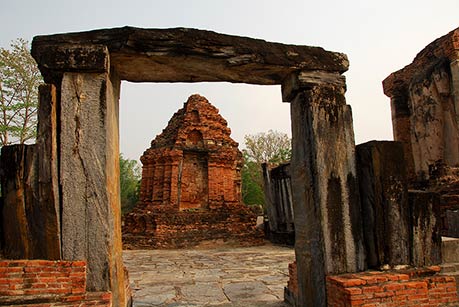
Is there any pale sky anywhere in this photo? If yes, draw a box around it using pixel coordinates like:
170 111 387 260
1 1 458 161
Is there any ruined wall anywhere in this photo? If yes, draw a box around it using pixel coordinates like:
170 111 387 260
326 267 458 307
383 27 459 237
0 260 112 306
286 262 459 307
383 28 459 180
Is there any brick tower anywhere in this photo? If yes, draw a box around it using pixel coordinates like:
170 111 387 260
123 94 262 248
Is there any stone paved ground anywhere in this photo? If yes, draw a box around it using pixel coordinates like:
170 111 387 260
123 244 295 307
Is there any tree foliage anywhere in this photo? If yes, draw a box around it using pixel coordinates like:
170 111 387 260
243 130 291 165
241 130 291 206
120 154 141 215
0 39 42 146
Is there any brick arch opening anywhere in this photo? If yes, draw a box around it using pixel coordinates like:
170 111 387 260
29 26 363 307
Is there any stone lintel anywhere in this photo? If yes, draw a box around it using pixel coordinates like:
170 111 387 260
281 70 346 102
32 44 109 83
32 26 348 84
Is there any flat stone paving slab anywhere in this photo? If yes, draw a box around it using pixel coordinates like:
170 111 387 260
123 244 294 306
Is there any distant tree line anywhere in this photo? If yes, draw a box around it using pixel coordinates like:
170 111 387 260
241 129 291 207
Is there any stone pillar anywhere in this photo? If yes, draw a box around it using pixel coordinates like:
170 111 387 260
262 163 278 232
409 191 442 266
60 55 125 307
1 85 62 261
356 141 410 268
283 71 365 307
0 144 36 259
35 84 61 260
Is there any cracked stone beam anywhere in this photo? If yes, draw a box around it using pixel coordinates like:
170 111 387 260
31 26 349 85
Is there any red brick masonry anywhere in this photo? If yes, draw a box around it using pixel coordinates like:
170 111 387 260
0 260 112 306
286 262 459 306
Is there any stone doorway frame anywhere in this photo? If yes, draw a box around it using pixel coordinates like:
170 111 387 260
31 26 365 307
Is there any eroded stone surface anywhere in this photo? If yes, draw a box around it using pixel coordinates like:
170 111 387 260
287 75 364 306
356 141 410 268
31 27 349 85
60 71 126 306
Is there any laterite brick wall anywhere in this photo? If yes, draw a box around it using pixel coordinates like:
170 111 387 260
327 267 458 307
0 260 112 306
286 262 459 306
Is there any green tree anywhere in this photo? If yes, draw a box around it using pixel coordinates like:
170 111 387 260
120 154 141 215
241 130 291 206
241 153 265 206
0 39 42 145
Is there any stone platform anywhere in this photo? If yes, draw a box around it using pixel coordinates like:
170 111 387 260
122 244 294 306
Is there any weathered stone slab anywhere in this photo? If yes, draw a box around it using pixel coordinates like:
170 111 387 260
0 144 36 259
223 281 277 302
60 71 125 306
262 163 295 245
31 27 348 84
32 45 109 83
445 210 459 237
262 163 278 233
182 282 228 304
287 73 364 307
356 141 410 268
442 237 459 263
408 191 442 266
281 70 345 101
35 84 61 260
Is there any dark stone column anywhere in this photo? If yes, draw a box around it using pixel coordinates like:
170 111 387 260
0 144 37 259
283 71 365 307
0 85 61 261
262 163 278 233
409 191 442 266
36 84 61 260
356 141 410 268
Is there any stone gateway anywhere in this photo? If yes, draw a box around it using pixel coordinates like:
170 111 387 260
1 26 367 307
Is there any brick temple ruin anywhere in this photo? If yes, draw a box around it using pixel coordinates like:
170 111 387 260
0 26 458 307
383 29 459 238
122 94 261 248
